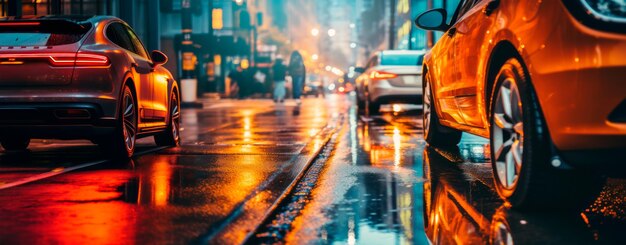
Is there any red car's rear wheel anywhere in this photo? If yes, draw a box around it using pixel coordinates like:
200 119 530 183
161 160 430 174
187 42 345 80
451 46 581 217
99 85 137 159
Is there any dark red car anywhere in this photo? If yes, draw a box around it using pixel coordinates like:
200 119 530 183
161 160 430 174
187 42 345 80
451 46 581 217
0 16 180 158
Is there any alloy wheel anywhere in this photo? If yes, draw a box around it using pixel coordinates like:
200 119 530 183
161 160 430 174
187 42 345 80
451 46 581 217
423 80 432 136
492 78 524 190
122 90 137 153
491 221 514 245
171 94 181 144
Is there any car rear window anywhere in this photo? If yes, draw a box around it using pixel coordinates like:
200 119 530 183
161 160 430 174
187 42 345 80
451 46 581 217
381 54 424 66
0 21 91 46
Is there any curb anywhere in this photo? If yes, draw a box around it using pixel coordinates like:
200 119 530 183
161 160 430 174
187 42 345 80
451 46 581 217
239 125 339 244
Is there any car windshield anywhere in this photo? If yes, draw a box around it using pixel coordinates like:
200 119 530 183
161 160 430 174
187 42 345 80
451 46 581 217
380 53 424 66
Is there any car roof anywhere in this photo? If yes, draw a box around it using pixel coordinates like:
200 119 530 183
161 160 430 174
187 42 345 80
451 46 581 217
0 15 121 24
379 50 427 56
38 15 97 22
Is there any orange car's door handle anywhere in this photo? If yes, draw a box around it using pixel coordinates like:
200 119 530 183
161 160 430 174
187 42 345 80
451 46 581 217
484 0 500 16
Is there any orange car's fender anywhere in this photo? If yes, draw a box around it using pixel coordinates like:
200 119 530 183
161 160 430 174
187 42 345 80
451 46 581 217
482 29 534 132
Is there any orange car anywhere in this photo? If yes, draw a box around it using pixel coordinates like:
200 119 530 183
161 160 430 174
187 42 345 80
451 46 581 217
415 0 626 209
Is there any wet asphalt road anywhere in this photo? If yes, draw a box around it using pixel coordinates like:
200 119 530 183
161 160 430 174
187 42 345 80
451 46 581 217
251 97 626 244
0 97 344 244
2 94 626 244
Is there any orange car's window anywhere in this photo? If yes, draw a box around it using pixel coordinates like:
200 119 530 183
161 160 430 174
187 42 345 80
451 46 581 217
450 0 476 25
124 25 150 60
106 23 135 53
458 0 477 20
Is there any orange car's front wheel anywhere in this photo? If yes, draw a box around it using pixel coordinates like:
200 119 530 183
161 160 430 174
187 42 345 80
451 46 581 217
489 58 603 210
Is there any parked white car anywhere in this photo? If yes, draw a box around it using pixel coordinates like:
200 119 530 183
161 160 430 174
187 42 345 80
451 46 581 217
355 50 425 114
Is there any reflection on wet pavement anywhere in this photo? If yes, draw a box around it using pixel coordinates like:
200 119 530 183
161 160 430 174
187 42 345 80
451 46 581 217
286 109 431 244
2 97 626 244
0 98 344 244
423 145 626 245
286 103 626 245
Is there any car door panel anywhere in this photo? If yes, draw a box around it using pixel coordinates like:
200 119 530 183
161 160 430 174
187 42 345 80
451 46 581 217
152 69 169 121
106 22 153 122
453 0 492 127
124 25 166 126
131 55 154 122
430 29 464 124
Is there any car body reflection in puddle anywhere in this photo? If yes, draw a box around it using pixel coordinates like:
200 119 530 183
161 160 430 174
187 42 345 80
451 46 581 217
313 111 497 244
423 145 623 245
312 115 429 244
311 106 626 245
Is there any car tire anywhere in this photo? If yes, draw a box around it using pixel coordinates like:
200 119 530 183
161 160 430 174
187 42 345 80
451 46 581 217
0 135 30 151
423 73 462 148
365 87 380 116
357 95 365 108
489 58 603 210
356 94 366 114
100 85 137 159
367 100 380 115
155 91 181 147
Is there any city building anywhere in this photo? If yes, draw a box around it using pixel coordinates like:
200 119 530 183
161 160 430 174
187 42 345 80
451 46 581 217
0 0 274 95
357 0 460 63
1 0 464 82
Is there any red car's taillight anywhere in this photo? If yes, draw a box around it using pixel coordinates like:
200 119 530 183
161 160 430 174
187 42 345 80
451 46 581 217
0 22 41 27
0 53 109 67
48 53 110 67
369 70 398 80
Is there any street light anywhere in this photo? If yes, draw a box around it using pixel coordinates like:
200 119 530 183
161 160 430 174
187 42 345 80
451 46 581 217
311 28 320 37
327 29 336 37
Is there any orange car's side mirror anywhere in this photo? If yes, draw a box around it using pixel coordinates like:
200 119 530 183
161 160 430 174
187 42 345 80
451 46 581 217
415 8 449 32
151 50 168 66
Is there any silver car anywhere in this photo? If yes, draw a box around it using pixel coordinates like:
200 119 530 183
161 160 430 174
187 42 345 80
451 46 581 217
355 50 424 114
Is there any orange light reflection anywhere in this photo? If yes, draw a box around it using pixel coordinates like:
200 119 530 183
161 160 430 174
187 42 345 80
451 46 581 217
393 127 402 168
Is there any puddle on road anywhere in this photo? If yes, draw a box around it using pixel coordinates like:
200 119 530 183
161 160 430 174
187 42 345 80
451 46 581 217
160 144 306 155
286 109 434 244
286 108 626 245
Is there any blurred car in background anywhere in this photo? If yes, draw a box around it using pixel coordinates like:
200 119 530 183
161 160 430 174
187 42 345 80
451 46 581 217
328 80 353 94
303 81 325 98
0 16 180 158
415 0 626 209
355 50 425 115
